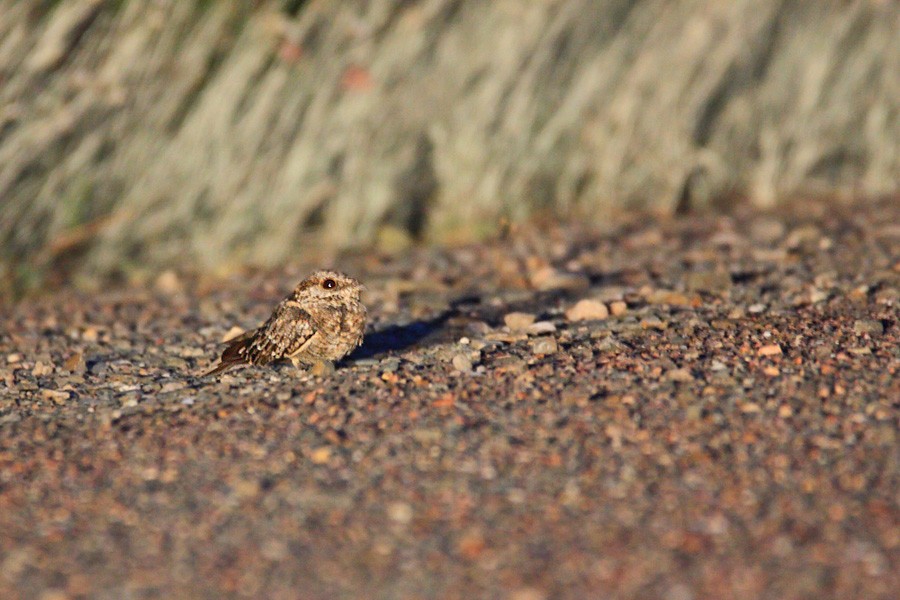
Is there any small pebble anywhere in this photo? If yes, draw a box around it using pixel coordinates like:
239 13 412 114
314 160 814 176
531 268 589 291
451 353 473 372
154 270 183 295
160 381 186 393
310 361 335 377
853 319 883 336
63 352 86 374
504 312 536 331
874 286 898 304
685 404 703 420
309 448 331 464
351 358 379 367
32 361 54 377
646 290 696 307
808 289 829 304
758 344 783 357
641 317 668 330
120 395 139 408
41 389 70 404
531 337 558 355
412 428 442 443
667 368 694 382
609 301 627 316
387 502 413 525
565 299 609 322
685 271 732 293
508 587 547 600
785 225 822 249
750 218 786 243
494 356 526 372
526 321 556 335
380 358 401 373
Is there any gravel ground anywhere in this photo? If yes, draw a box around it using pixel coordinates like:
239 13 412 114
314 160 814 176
1 200 898 600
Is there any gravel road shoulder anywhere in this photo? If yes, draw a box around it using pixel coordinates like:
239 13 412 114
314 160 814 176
1 199 898 599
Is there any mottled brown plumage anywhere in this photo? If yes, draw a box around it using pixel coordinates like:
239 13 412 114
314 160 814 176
203 270 366 377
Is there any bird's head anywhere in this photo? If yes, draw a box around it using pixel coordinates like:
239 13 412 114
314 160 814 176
293 270 364 303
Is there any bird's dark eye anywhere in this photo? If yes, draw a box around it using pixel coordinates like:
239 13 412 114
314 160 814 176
322 278 336 289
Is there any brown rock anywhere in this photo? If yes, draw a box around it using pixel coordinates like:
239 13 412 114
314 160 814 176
531 337 558 355
667 368 694 382
32 361 54 377
309 447 331 464
41 389 71 404
504 312 536 331
685 271 732 293
154 270 183 295
531 267 589 291
63 352 85 374
526 321 557 335
646 290 699 307
451 353 474 372
758 344 783 357
853 319 883 336
609 301 628 316
565 299 609 322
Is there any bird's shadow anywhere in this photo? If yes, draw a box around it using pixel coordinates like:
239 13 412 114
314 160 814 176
346 277 631 363
349 311 453 361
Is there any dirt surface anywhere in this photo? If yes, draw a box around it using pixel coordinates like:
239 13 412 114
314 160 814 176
1 200 898 599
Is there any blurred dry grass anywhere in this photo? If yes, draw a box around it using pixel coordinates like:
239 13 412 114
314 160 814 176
0 0 897 298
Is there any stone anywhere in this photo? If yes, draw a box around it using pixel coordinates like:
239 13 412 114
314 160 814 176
41 389 70 404
154 270 183 295
387 502 413 524
685 271 732 293
531 337 558 355
609 301 627 316
853 319 883 336
504 312 536 331
63 352 86 374
667 368 694 382
309 448 331 464
525 321 557 335
565 299 609 322
530 267 589 291
451 353 473 372
31 361 54 377
758 344 783 357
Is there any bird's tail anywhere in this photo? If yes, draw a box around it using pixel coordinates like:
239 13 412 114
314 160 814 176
201 332 255 377
201 360 238 378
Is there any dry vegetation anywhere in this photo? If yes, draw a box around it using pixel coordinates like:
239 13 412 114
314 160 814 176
0 0 897 298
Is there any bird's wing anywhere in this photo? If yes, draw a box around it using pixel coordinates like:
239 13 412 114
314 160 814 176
241 301 316 365
202 301 316 377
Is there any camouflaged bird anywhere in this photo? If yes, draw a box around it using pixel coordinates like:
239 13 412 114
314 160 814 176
203 270 366 377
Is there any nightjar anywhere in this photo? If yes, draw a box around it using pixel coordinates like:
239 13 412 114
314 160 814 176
203 270 366 377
